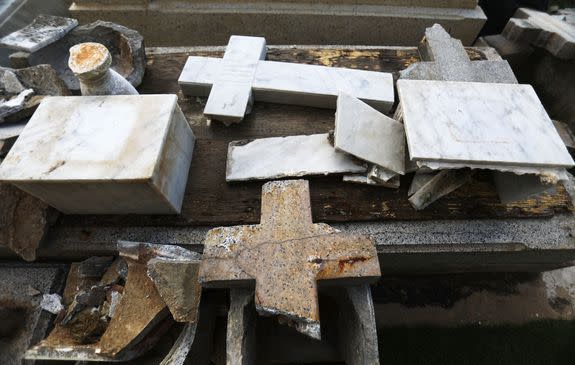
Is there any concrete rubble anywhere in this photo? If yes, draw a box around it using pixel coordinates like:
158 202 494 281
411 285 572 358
199 179 381 339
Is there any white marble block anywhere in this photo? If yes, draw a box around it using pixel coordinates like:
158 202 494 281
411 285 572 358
0 95 195 214
179 35 394 124
397 80 574 170
335 93 405 174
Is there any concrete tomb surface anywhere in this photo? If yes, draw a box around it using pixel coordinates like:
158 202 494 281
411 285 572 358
398 80 574 171
226 134 366 182
503 7 575 60
179 35 394 123
0 95 195 214
199 180 380 339
0 15 77 53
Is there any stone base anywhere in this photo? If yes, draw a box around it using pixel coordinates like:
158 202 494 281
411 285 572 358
69 2 486 46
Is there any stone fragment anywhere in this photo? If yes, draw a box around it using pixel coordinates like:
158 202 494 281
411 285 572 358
77 256 114 278
553 120 575 154
199 180 380 339
69 42 138 95
0 95 195 214
40 293 64 315
28 20 146 91
408 169 473 210
13 64 71 96
0 88 33 123
147 257 202 323
0 15 78 52
398 80 574 170
0 183 55 261
400 23 517 83
226 289 256 365
226 134 365 182
343 174 400 188
408 170 435 196
493 172 556 204
0 264 66 365
368 164 399 183
503 8 575 60
0 67 25 94
335 93 405 174
179 35 394 123
9 52 30 69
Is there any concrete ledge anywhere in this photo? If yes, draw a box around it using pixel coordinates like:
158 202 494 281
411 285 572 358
69 2 486 46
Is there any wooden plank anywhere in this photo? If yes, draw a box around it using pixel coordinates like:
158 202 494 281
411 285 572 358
59 47 573 227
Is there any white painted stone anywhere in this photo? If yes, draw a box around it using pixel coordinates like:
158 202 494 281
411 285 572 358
179 36 394 123
226 134 366 182
397 80 574 169
335 93 405 174
0 15 78 52
0 95 195 214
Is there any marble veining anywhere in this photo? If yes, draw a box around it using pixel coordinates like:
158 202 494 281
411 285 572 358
0 95 179 181
226 134 366 182
398 80 574 169
179 36 394 123
334 93 405 174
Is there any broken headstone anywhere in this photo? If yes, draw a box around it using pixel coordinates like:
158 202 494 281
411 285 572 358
0 15 78 53
69 42 138 95
28 20 146 91
179 35 394 124
199 180 380 339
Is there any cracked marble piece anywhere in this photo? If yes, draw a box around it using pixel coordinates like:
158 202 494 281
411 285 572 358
503 8 575 59
0 95 195 214
343 174 400 188
335 93 405 174
0 15 78 52
401 24 517 83
226 134 366 182
179 36 394 124
398 80 575 170
368 164 398 183
199 180 380 340
409 169 473 210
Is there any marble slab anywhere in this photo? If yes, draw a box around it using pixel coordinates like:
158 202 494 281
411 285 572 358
335 93 405 174
398 80 574 169
0 95 195 214
0 15 78 53
179 36 394 123
343 174 400 188
226 134 366 182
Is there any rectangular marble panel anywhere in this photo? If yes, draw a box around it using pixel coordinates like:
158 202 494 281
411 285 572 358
226 134 366 182
398 80 575 168
0 95 195 214
335 93 405 173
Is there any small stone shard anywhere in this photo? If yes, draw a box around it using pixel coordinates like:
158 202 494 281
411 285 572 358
40 293 64 315
408 169 473 210
0 15 78 53
199 180 380 339
343 174 400 188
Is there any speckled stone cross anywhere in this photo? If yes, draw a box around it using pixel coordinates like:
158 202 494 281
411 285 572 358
199 179 380 339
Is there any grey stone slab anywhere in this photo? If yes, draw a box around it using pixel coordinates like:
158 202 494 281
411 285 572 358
503 8 575 60
408 169 473 210
0 95 195 214
0 15 77 52
226 134 366 182
335 93 405 174
226 289 256 365
0 264 67 365
343 173 400 188
493 172 556 204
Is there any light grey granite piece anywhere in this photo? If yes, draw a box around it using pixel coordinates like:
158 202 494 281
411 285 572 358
203 36 266 124
68 42 138 96
226 134 366 181
398 79 574 169
503 8 575 60
335 93 405 174
343 173 400 188
401 23 517 83
0 15 78 52
0 95 195 214
179 36 394 123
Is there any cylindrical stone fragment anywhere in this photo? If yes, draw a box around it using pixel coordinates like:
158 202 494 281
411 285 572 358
68 42 138 96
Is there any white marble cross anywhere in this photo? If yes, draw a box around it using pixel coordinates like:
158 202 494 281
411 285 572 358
179 35 394 124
